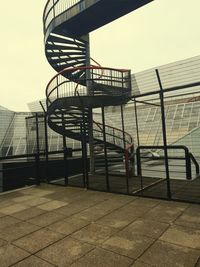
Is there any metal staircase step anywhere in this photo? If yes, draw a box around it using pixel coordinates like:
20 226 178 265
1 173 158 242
48 36 86 47
46 43 86 51
47 51 85 57
49 56 86 64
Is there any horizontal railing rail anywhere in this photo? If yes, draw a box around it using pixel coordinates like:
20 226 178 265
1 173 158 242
0 148 82 162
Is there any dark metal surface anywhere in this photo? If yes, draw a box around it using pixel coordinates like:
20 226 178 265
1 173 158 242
156 69 171 199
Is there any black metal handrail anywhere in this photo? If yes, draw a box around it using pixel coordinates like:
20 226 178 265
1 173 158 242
0 148 81 162
136 145 200 180
189 152 200 176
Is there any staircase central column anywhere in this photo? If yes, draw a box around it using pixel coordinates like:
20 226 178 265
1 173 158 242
85 34 95 174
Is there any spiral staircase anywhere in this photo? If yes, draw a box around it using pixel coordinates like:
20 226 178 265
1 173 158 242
43 0 152 179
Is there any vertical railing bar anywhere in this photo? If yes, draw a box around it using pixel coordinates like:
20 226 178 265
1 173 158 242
156 69 171 200
102 106 110 192
62 113 68 186
44 113 49 183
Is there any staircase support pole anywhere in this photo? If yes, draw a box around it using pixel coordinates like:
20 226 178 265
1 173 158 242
85 34 95 174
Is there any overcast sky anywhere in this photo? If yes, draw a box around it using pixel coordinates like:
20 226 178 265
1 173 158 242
0 0 200 111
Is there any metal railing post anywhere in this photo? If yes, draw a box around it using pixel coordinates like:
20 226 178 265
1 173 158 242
134 99 140 147
35 113 40 157
102 106 110 191
44 113 49 182
185 148 192 180
80 124 86 187
82 108 89 188
121 105 129 193
35 154 40 185
156 69 171 200
52 0 56 17
62 113 68 186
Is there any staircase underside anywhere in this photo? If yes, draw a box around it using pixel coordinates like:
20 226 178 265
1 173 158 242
48 95 131 112
45 0 153 39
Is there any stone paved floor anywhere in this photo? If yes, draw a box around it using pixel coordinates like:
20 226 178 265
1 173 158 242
0 184 200 266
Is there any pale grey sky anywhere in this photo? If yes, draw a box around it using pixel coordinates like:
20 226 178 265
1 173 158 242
0 0 200 111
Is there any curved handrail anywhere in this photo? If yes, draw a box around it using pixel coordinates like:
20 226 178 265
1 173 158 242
93 120 132 145
46 65 130 88
43 0 84 34
46 66 131 107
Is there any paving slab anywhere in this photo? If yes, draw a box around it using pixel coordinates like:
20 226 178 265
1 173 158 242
13 228 64 253
175 204 200 229
139 240 200 267
17 187 37 195
70 247 133 267
37 236 94 266
27 210 66 227
73 196 133 222
97 198 160 229
0 191 23 199
54 197 105 217
0 238 7 248
0 212 6 218
131 260 154 267
38 200 68 211
20 188 53 197
12 207 46 221
46 189 85 202
12 195 36 203
71 222 117 245
25 197 52 207
143 201 188 223
0 199 16 209
160 224 200 249
0 221 40 242
119 218 169 239
0 244 30 267
0 215 21 230
102 232 154 259
12 255 55 267
48 216 90 236
38 184 69 192
0 203 29 215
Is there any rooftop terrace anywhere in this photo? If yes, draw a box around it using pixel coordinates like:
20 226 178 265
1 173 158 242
0 184 200 266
